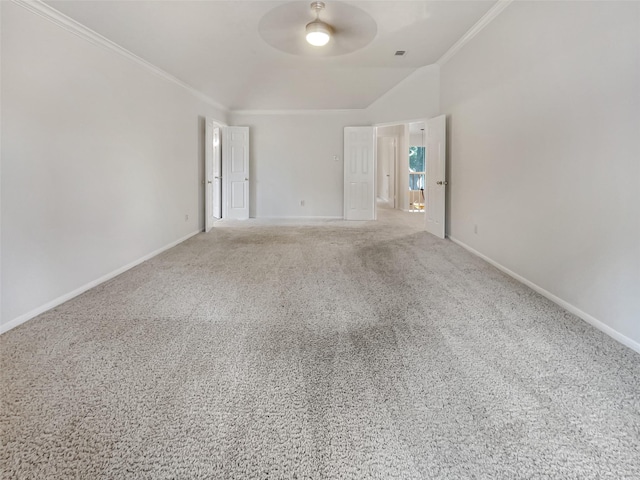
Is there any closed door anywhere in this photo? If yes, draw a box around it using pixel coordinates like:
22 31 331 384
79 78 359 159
223 127 249 220
425 115 447 238
344 127 375 220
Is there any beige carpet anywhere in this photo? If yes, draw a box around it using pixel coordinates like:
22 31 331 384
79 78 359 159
1 208 639 479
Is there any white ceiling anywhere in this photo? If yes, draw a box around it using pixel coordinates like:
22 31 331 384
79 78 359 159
46 1 496 111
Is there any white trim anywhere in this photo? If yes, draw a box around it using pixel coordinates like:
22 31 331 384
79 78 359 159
212 216 345 227
448 236 640 354
11 0 228 114
437 0 513 66
231 109 365 116
0 230 201 335
10 0 511 114
219 216 344 222
374 117 427 128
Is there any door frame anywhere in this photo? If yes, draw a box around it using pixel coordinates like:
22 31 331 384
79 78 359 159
374 116 446 236
374 118 428 213
376 135 397 209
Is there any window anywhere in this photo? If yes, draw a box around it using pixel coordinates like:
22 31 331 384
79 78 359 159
409 146 425 211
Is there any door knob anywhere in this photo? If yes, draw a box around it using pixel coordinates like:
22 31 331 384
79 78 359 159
207 180 212 184
245 178 249 181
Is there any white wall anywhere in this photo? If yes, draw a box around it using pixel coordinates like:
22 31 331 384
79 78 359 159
367 65 440 125
224 64 441 220
229 111 368 218
441 1 640 347
1 2 226 328
409 132 425 147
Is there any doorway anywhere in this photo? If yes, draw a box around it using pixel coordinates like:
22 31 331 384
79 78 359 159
205 120 250 231
373 117 449 238
374 121 426 217
349 116 446 238
408 121 426 212
205 118 224 232
376 136 396 209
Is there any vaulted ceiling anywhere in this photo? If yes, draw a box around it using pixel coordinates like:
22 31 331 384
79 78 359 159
46 1 496 110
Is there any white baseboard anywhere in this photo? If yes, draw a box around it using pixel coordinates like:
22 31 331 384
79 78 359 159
259 216 343 220
0 230 201 335
448 236 640 354
212 216 346 228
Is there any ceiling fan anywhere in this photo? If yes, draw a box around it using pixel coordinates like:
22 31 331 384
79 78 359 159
258 1 377 57
305 2 333 47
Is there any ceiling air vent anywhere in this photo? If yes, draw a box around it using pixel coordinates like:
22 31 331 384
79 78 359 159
395 50 406 56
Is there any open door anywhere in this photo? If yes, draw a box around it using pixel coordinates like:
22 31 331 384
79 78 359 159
205 119 222 232
344 127 375 220
425 115 447 238
223 127 250 220
212 127 222 220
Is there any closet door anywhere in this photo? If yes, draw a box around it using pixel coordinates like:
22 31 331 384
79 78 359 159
344 127 375 221
223 127 250 220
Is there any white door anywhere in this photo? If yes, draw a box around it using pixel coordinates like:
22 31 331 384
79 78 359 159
205 119 222 232
425 115 447 238
376 137 387 202
212 126 222 219
223 127 250 220
344 127 375 220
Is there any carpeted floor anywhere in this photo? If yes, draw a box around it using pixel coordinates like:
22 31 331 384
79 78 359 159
1 208 639 479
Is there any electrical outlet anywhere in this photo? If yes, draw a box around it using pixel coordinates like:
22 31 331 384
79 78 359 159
185 214 189 222
333 155 339 162
300 200 305 207
474 224 478 234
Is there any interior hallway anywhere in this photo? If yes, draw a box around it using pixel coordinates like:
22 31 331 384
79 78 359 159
1 210 639 479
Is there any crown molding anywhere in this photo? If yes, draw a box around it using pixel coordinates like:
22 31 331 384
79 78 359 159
437 0 513 66
230 109 366 116
12 0 513 114
12 0 229 113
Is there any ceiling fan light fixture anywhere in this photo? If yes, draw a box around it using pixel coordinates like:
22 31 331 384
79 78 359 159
305 2 333 47
306 20 333 46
